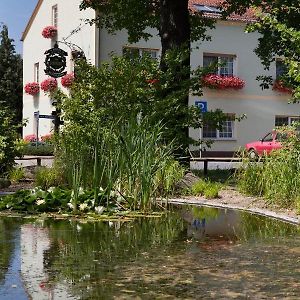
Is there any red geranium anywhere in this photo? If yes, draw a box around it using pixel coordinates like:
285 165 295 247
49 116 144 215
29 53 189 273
202 74 245 90
24 134 37 142
24 82 40 95
41 133 53 143
273 80 293 93
40 78 58 92
61 73 75 88
42 26 57 39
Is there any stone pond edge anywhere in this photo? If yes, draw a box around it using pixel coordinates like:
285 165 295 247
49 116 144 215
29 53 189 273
168 198 300 225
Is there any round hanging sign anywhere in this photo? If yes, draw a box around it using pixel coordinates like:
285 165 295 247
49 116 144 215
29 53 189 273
44 43 68 78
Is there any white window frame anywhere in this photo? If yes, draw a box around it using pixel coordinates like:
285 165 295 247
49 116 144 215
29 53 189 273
52 5 58 27
34 62 39 83
203 53 237 76
202 114 236 140
275 115 300 127
123 46 159 60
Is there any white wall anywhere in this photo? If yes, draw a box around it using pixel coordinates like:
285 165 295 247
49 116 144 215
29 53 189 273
99 21 300 153
23 0 96 138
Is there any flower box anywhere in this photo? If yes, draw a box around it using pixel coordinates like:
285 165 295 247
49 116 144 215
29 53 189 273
42 26 57 39
273 80 292 93
61 73 75 88
40 78 58 92
24 82 40 95
202 74 245 90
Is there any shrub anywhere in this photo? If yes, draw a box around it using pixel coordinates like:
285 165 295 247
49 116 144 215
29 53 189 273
35 167 61 190
204 183 220 199
9 167 25 183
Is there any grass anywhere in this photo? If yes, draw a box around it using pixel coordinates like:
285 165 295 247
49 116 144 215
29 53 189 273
191 168 236 185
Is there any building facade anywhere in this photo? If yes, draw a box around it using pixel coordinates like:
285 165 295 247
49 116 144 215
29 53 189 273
22 0 299 154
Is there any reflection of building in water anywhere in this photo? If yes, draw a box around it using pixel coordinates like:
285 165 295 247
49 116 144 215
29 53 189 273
181 207 241 240
20 223 74 300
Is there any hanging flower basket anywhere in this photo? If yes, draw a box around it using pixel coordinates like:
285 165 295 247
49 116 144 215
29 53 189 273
42 26 57 39
61 73 75 88
202 74 245 90
273 80 293 93
24 82 40 95
40 78 58 92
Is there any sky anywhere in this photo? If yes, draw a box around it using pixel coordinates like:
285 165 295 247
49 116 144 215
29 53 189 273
0 0 38 54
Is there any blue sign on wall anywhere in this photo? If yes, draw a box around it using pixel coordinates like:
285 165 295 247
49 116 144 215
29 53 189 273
195 100 207 113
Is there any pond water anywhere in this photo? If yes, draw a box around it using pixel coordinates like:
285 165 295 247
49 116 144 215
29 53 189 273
0 206 299 299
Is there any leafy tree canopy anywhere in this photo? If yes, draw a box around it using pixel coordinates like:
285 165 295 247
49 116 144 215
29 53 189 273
0 25 23 127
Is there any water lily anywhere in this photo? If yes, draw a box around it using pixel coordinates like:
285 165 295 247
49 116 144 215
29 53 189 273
95 206 104 214
79 203 88 211
36 199 46 206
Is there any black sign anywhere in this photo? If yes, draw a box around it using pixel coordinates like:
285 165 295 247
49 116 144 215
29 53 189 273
44 43 68 78
39 114 55 120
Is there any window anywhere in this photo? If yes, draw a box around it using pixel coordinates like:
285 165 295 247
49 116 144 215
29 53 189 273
123 47 159 60
203 54 235 76
34 63 39 83
276 60 287 79
52 5 58 27
275 116 300 127
203 114 235 139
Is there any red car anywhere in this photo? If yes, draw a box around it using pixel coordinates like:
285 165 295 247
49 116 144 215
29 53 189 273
245 131 283 159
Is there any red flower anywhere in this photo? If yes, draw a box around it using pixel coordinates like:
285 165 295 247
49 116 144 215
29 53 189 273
24 134 37 142
202 74 245 90
42 26 57 39
273 80 293 93
40 78 58 92
41 134 53 143
24 82 40 95
146 78 159 85
61 73 75 88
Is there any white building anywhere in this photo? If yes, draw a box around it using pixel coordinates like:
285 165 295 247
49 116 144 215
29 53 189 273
22 0 300 155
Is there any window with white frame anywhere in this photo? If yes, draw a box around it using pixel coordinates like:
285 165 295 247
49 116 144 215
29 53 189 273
203 54 235 76
123 46 159 60
34 62 39 83
52 5 58 27
203 114 235 139
275 115 300 127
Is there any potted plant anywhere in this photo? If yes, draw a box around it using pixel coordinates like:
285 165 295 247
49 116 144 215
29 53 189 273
40 78 58 92
24 82 40 95
42 26 57 39
202 74 245 90
61 73 75 88
273 79 293 93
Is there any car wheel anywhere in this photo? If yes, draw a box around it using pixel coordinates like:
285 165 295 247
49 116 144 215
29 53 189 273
248 149 258 160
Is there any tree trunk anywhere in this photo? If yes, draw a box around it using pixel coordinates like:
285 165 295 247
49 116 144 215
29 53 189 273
159 0 191 158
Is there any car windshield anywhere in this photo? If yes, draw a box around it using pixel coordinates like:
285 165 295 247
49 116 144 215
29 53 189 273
262 132 273 142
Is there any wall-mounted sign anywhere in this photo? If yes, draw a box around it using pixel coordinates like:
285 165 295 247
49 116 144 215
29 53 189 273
195 100 207 113
39 114 55 120
44 43 68 78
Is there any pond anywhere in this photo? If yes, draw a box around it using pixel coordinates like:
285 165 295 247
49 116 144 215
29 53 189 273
0 205 299 299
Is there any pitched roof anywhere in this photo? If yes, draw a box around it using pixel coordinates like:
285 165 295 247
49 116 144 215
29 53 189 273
190 0 257 23
22 0 256 42
21 0 43 41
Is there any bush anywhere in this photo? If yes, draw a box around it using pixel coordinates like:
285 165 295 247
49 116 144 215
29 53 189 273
204 183 220 199
189 179 221 199
0 109 21 175
22 143 54 156
35 167 61 190
9 167 25 183
236 125 300 208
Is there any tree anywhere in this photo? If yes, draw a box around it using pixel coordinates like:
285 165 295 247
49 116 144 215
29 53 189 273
0 25 23 131
79 0 218 155
224 0 300 100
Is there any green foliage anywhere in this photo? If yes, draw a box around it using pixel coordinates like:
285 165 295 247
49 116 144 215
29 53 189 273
236 125 300 208
188 179 221 199
0 25 22 127
226 0 300 101
21 143 54 156
0 108 20 175
35 167 62 190
9 166 25 183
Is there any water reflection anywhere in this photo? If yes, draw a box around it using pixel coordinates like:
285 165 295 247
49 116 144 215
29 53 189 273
0 206 299 299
